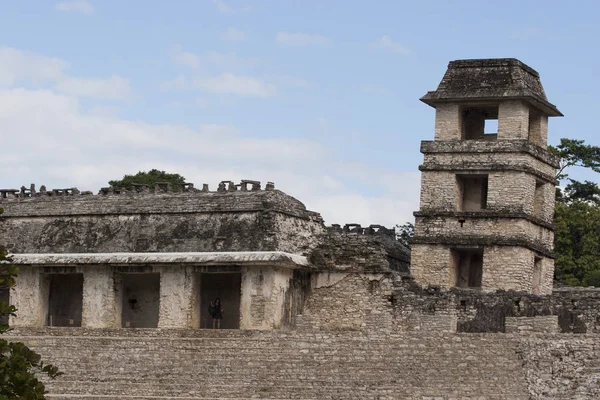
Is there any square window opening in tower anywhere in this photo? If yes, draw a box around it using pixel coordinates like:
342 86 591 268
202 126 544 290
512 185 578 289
46 273 83 327
456 174 488 211
451 248 484 289
121 273 160 328
461 106 498 140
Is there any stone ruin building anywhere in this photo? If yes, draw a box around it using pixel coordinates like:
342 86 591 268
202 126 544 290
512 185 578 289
0 58 599 399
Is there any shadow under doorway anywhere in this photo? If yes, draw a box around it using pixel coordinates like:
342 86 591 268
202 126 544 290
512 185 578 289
200 273 241 329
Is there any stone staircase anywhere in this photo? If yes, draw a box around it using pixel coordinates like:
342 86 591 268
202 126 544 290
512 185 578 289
6 328 529 400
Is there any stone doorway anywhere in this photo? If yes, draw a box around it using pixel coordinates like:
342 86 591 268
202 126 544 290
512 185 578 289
199 273 241 329
46 273 83 327
0 284 9 326
121 273 160 328
452 249 484 289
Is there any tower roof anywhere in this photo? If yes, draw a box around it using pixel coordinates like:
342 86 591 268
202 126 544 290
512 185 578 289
420 58 562 116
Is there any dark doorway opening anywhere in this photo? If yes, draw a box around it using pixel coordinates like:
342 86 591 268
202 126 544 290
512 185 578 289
0 284 9 326
47 273 83 327
200 273 241 329
121 273 160 328
453 249 484 289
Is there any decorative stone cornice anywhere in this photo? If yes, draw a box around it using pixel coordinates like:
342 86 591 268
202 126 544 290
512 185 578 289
413 210 554 231
419 163 556 184
411 235 555 258
7 251 313 269
420 140 560 168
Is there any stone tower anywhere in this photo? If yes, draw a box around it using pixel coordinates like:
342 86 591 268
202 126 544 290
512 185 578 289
411 58 562 295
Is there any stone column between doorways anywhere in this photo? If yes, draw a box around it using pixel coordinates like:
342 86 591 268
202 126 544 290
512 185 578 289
10 266 48 327
158 265 198 329
82 266 121 328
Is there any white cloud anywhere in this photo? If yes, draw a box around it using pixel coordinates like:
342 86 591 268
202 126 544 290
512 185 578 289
0 87 419 226
194 73 277 97
161 75 187 91
273 75 310 88
0 47 68 86
212 0 233 13
212 0 250 14
172 47 260 70
0 47 129 100
55 75 130 100
222 27 247 41
173 51 201 68
55 0 94 15
370 35 410 54
276 32 332 47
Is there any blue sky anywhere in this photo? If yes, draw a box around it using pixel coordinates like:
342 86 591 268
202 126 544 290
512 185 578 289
0 0 598 226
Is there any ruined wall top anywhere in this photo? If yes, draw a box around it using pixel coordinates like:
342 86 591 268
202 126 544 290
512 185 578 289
420 58 562 116
0 180 320 222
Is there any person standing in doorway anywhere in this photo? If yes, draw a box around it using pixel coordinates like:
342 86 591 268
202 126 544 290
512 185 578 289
212 298 223 329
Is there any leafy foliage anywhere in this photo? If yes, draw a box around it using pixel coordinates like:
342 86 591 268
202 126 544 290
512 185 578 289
108 169 186 190
395 222 414 248
0 209 62 399
550 139 600 286
553 200 600 286
549 138 600 182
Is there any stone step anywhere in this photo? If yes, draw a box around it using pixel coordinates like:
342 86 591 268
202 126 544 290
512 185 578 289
45 381 525 399
6 331 530 399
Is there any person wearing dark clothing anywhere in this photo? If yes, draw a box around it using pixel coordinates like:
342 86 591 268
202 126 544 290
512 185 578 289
210 298 223 329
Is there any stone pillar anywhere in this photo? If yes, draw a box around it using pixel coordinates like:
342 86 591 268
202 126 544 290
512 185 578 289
434 104 462 141
158 266 197 328
240 267 292 330
528 109 548 146
10 266 48 327
82 266 120 328
498 100 530 139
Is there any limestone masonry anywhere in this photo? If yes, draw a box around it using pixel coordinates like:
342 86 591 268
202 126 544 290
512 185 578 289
1 58 599 400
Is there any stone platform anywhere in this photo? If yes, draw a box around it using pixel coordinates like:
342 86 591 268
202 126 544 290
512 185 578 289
6 327 600 399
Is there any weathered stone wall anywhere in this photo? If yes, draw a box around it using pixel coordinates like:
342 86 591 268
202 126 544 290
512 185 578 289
0 189 324 255
483 246 536 292
419 170 552 215
410 243 451 287
423 151 556 183
414 215 554 249
5 327 600 400
418 170 457 210
308 228 410 274
240 266 295 330
300 270 600 336
300 272 396 331
409 244 552 293
505 315 558 333
434 103 462 140
519 336 600 399
498 100 530 139
2 328 534 399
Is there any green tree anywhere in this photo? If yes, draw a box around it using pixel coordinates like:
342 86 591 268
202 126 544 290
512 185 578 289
108 169 186 190
550 139 600 286
553 200 600 285
395 222 414 248
549 138 600 182
0 209 61 399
